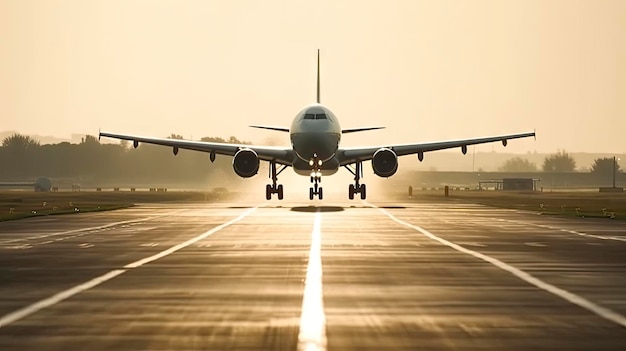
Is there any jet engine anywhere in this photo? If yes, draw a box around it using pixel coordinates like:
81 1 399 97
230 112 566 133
371 148 398 177
232 148 259 178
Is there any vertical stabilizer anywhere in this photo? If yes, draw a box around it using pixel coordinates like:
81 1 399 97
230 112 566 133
316 49 321 104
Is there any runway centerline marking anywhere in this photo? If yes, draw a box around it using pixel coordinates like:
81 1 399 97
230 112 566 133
371 204 626 329
0 207 256 329
297 211 327 351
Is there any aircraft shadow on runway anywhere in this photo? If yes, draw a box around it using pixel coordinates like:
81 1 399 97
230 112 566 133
226 205 406 212
290 206 345 212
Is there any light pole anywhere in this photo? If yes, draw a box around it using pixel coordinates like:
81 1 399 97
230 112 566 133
613 156 621 188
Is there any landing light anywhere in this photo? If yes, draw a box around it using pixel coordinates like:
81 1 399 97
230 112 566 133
317 160 322 166
316 172 322 178
310 172 316 177
309 160 314 166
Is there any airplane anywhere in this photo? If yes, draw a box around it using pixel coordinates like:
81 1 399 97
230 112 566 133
99 50 535 200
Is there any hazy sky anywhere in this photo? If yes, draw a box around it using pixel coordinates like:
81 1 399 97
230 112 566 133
1 0 625 153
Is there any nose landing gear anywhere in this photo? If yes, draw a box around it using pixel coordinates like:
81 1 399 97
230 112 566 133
309 176 323 200
309 155 323 200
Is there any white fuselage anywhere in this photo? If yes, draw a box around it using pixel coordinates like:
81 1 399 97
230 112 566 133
289 104 341 176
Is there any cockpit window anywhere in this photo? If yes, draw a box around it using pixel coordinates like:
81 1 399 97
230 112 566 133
303 113 328 120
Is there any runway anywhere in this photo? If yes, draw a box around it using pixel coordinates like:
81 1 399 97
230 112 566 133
1 198 626 350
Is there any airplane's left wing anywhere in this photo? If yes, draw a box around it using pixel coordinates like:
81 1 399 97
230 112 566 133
337 131 535 166
98 132 294 165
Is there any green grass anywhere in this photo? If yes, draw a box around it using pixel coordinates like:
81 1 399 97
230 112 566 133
414 190 626 220
0 204 132 221
0 190 228 222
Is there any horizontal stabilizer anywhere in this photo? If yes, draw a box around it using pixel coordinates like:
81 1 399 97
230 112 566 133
249 125 290 132
342 127 385 134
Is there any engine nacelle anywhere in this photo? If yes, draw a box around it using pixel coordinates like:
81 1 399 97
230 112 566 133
372 148 398 177
232 148 259 178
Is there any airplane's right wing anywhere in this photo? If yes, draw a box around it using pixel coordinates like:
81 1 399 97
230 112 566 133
99 131 294 165
337 131 536 166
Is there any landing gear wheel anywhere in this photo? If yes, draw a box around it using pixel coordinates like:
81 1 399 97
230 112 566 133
319 187 323 200
266 161 286 200
309 187 314 200
347 161 367 200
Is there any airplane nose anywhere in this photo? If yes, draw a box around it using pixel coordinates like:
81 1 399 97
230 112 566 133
292 132 338 162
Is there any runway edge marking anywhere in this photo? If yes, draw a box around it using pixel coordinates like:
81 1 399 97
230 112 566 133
297 211 327 351
0 209 187 245
369 203 626 329
493 218 626 243
0 207 256 329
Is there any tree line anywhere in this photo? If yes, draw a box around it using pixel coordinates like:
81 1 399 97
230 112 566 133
0 133 247 186
498 150 622 175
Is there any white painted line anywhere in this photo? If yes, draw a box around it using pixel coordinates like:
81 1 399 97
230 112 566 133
0 219 145 245
371 204 626 329
139 242 160 247
297 211 327 351
0 210 186 245
124 208 255 269
0 269 126 328
494 218 626 243
525 242 547 247
0 208 255 328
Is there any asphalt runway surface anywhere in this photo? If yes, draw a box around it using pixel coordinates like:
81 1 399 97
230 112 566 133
1 197 626 350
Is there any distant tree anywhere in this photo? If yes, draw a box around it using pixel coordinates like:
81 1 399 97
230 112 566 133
201 136 251 145
169 134 184 140
498 157 537 172
542 150 576 172
0 134 40 177
202 136 226 143
2 133 39 149
590 157 622 175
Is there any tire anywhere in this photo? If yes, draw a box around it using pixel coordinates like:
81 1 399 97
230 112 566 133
360 184 367 200
278 184 284 200
309 187 314 200
348 184 354 200
266 184 272 200
319 187 323 200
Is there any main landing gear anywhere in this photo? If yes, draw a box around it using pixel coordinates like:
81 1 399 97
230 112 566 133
345 161 366 200
266 161 286 200
309 155 323 200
